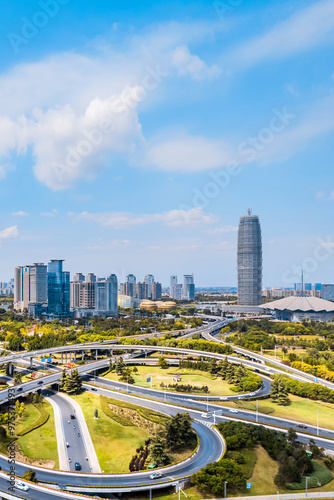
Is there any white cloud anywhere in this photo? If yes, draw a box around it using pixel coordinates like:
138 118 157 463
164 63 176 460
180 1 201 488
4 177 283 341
145 135 235 172
69 207 217 228
209 241 234 251
285 83 299 97
171 46 220 80
0 226 19 240
255 96 334 166
169 244 200 252
41 209 58 217
12 211 28 216
317 191 334 201
226 0 334 69
208 225 238 234
0 19 220 189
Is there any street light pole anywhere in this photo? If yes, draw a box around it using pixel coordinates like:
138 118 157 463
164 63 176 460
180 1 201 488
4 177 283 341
207 390 209 412
317 410 319 436
305 476 309 497
224 481 228 500
256 399 258 422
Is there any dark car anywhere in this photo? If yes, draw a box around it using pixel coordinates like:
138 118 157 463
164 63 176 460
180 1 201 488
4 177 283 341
91 388 97 391
37 381 43 385
70 414 75 419
75 462 81 471
17 387 22 392
298 424 307 429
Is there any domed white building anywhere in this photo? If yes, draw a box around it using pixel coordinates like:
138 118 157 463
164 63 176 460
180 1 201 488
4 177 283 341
262 295 334 322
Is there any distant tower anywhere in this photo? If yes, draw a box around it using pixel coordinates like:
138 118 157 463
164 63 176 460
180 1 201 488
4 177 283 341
237 210 262 305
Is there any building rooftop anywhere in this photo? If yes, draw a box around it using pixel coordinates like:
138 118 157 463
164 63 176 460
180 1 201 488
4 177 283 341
263 295 334 313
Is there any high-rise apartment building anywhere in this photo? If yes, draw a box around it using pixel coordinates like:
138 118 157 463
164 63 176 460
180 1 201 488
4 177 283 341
47 260 70 316
143 274 154 299
237 209 262 306
151 282 162 300
70 273 97 309
173 283 183 300
95 275 118 315
73 273 85 282
120 274 137 297
183 274 195 300
135 282 148 300
321 284 334 302
14 263 48 312
170 275 178 298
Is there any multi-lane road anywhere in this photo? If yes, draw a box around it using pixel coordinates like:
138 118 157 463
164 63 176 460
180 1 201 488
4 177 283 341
1 315 334 498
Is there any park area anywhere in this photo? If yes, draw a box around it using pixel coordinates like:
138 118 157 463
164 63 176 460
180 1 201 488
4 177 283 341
104 365 236 396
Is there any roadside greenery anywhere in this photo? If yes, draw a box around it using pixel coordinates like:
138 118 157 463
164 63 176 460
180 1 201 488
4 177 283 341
179 358 262 393
59 369 82 394
149 413 195 467
214 421 314 489
270 376 290 405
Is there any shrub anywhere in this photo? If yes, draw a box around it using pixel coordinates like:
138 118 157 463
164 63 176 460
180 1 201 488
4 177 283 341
16 404 49 437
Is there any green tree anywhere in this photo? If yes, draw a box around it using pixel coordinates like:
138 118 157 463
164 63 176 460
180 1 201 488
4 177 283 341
115 357 125 375
192 459 246 494
157 356 168 369
59 370 67 392
13 372 22 386
22 469 37 483
218 357 229 380
150 432 172 466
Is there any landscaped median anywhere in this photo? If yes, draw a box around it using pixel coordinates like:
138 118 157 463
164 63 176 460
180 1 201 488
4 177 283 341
216 393 334 431
0 397 58 469
72 392 198 474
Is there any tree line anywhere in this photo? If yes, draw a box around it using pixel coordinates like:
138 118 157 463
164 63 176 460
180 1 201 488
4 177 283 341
192 421 314 494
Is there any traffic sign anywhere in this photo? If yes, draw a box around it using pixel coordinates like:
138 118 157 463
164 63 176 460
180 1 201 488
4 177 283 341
247 483 251 489
314 377 318 382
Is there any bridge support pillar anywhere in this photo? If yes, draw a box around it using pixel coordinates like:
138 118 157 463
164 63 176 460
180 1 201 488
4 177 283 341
8 362 13 376
74 352 76 362
30 357 33 369
61 353 63 364
96 350 98 360
201 356 203 361
181 353 184 361
65 352 67 364
82 351 84 361
110 349 113 357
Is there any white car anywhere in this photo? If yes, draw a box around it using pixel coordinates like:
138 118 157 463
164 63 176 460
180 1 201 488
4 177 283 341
16 481 29 492
220 396 228 400
229 409 239 413
150 472 163 480
201 413 210 418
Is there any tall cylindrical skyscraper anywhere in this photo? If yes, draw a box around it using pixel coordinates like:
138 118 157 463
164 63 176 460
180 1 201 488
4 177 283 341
237 209 262 305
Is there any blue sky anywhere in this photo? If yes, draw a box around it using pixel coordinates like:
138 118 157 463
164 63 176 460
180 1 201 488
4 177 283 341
0 0 334 288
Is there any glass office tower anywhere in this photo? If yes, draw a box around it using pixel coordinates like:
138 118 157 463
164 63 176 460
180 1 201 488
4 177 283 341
237 210 262 305
47 260 70 316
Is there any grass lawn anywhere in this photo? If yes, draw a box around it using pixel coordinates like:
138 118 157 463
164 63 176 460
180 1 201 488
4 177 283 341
15 403 40 435
244 446 278 495
219 394 334 430
104 366 236 396
17 401 58 469
74 392 150 473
